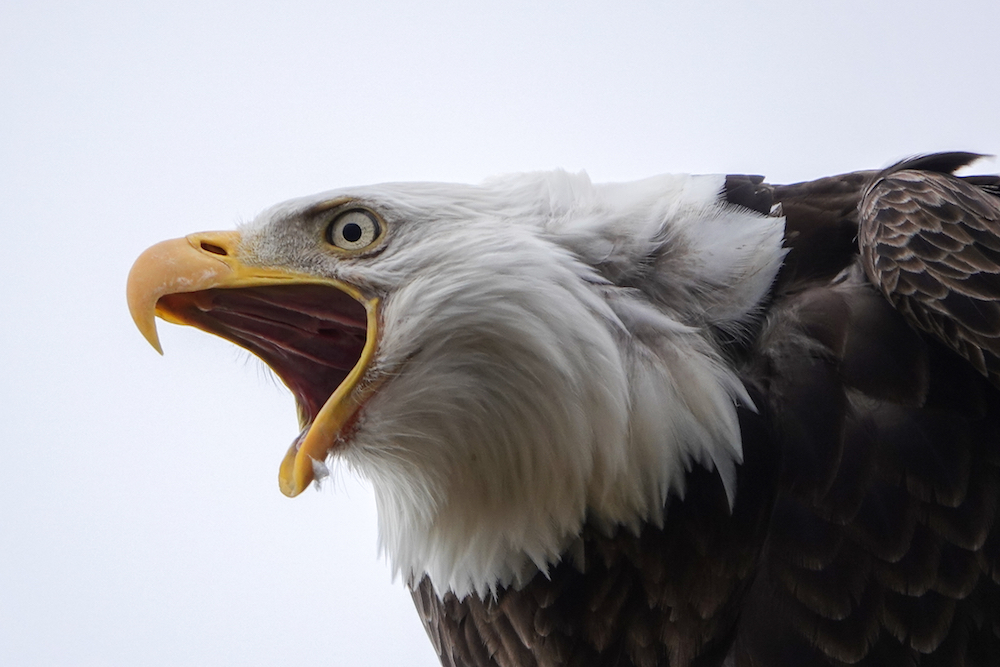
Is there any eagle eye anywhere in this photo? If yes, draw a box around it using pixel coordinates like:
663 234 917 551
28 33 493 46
326 209 382 251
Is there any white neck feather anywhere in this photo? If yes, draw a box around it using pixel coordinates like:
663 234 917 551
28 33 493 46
327 171 785 599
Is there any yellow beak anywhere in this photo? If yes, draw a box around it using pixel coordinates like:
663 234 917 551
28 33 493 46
126 231 379 497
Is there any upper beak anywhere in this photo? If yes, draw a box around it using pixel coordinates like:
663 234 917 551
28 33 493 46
127 231 310 353
126 231 380 497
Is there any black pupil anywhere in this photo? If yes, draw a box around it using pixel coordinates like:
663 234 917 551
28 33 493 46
342 222 364 243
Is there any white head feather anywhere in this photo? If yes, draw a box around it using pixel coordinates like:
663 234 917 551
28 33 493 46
242 170 786 598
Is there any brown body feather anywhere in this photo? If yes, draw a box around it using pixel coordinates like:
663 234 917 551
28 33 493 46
413 155 1000 666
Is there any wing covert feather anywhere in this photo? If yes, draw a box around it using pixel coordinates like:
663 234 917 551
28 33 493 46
860 160 1000 384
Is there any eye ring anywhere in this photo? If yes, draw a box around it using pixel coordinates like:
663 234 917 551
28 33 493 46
326 209 383 251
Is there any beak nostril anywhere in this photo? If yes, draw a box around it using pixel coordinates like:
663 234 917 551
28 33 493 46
201 242 228 256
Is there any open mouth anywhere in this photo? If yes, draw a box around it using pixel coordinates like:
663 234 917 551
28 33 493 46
157 284 369 438
126 231 380 497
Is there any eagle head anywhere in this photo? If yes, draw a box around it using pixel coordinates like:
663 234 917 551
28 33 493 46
127 170 784 597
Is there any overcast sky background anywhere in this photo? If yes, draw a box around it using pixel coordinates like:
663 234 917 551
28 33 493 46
2 2 998 665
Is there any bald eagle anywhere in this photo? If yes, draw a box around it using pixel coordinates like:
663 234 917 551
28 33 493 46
128 153 1000 666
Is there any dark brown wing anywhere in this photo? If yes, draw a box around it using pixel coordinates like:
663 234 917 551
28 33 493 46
859 155 1000 385
738 265 1000 665
732 156 1000 665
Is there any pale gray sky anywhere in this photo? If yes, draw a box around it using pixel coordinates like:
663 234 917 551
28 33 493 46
2 1 998 665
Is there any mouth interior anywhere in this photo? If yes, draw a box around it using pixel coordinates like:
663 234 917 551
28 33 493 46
157 283 368 431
